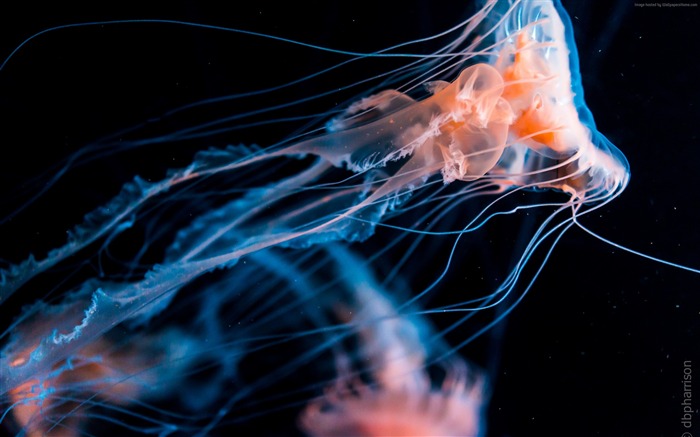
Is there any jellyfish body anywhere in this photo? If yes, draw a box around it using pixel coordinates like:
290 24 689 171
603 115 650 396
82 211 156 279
7 331 197 437
1 1 628 435
300 246 484 437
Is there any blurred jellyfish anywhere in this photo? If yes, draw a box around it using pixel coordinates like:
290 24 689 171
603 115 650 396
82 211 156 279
6 330 196 437
1 0 630 435
300 246 484 437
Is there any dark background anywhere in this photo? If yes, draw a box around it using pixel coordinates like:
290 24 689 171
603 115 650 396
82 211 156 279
1 1 698 436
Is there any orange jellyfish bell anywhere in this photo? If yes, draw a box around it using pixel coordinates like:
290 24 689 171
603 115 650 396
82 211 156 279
491 0 629 199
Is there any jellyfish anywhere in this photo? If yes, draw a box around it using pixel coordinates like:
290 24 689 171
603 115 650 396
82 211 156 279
299 245 484 437
5 330 199 437
1 0 636 435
